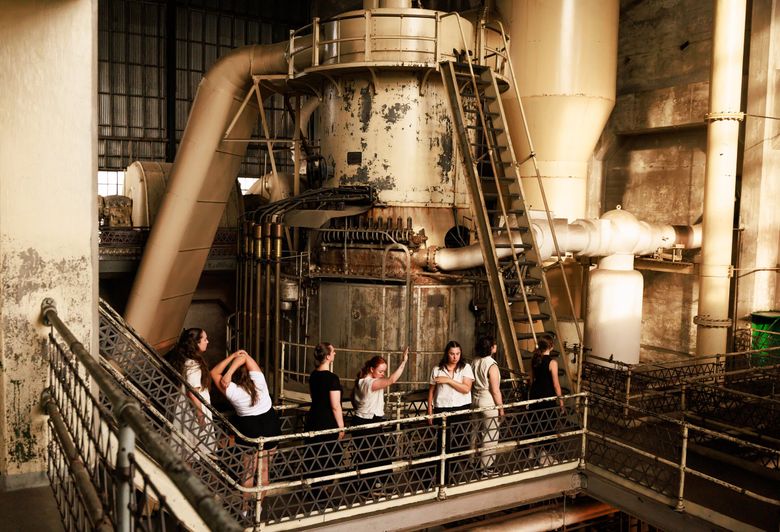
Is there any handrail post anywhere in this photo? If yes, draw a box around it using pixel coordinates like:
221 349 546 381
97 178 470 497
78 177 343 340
677 424 688 511
279 342 286 401
313 18 320 67
116 423 136 532
580 394 589 469
255 441 265 528
437 415 447 500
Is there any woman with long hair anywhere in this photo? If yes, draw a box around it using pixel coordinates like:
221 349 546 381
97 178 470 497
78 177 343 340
211 351 281 512
427 340 474 482
472 336 504 474
351 348 408 494
166 328 219 456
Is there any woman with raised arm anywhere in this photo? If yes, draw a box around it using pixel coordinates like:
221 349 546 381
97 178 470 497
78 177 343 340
211 351 281 513
351 348 409 494
472 336 504 474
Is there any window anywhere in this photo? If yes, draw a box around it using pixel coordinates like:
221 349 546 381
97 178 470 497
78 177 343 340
237 177 259 195
98 170 125 197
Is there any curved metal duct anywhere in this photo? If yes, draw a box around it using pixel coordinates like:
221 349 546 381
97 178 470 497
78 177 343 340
124 38 312 350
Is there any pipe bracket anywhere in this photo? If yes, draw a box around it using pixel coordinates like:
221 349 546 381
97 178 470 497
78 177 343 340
704 112 744 122
693 315 732 328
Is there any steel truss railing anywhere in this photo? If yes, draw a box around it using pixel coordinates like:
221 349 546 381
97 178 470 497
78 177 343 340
41 298 241 532
241 394 586 529
586 395 780 513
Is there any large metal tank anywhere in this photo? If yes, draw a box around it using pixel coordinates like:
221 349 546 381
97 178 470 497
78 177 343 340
496 0 619 220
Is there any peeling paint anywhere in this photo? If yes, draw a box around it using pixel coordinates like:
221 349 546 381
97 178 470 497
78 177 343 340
381 102 411 125
359 86 372 133
437 115 454 179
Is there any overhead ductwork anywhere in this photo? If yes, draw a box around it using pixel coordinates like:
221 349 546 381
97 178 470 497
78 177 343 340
124 38 312 351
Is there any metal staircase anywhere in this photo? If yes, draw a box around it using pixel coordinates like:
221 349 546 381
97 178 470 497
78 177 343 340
440 60 574 392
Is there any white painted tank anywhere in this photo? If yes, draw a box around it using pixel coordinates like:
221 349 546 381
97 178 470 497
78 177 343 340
585 254 643 365
496 0 619 220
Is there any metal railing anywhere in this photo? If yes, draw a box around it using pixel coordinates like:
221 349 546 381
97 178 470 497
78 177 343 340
87 298 780 529
287 10 510 78
41 298 241 532
586 394 780 514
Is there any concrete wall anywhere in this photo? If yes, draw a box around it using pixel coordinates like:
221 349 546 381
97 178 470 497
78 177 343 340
0 1 97 489
737 0 780 325
599 0 713 360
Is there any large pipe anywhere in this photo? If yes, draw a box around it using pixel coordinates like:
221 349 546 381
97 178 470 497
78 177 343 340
464 500 615 532
696 0 747 355
124 38 311 350
415 209 702 271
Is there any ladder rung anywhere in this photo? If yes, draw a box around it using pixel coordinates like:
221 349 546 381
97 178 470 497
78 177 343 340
484 192 520 200
512 312 551 322
508 294 546 303
488 208 524 216
516 331 556 342
494 243 530 249
481 175 514 183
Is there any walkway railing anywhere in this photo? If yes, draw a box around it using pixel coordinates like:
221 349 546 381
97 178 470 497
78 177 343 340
586 394 780 518
87 298 780 530
41 298 241 532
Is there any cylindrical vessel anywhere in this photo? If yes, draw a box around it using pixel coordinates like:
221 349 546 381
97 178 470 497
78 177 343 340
496 0 619 220
585 254 643 365
320 71 469 208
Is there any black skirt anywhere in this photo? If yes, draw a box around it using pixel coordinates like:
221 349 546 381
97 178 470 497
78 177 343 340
235 408 282 450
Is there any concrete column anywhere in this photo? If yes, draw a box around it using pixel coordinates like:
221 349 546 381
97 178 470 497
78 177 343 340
0 1 97 489
695 0 747 355
736 0 780 325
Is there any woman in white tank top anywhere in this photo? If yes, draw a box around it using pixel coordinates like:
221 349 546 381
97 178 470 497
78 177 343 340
472 336 504 473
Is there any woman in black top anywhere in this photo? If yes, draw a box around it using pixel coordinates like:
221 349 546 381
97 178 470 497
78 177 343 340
529 335 564 466
529 335 564 408
304 342 345 481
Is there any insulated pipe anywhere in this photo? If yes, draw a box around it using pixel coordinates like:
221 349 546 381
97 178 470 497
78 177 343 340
124 37 312 350
414 209 702 271
464 500 615 532
696 0 747 355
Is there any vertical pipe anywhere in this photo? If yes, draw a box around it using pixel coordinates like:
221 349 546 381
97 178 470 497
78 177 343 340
263 222 273 366
437 415 447 500
253 223 263 361
246 225 255 350
579 395 588 469
116 423 136 532
696 0 747 355
272 223 283 398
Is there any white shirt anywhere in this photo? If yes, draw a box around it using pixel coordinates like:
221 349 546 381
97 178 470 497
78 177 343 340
183 359 212 421
354 376 385 419
429 364 475 408
225 370 273 416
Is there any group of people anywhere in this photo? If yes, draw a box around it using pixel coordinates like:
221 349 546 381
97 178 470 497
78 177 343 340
165 328 565 497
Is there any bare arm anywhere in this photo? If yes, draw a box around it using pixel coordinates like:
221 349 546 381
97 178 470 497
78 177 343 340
209 349 246 382
434 376 473 394
329 389 345 439
487 364 504 416
186 391 206 426
217 354 246 395
549 359 564 409
371 347 409 391
244 355 261 373
427 384 436 425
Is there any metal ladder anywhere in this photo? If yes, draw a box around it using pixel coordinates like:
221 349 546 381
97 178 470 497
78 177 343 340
440 61 574 392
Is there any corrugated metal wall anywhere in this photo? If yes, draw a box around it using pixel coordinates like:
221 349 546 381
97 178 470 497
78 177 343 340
98 0 309 174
